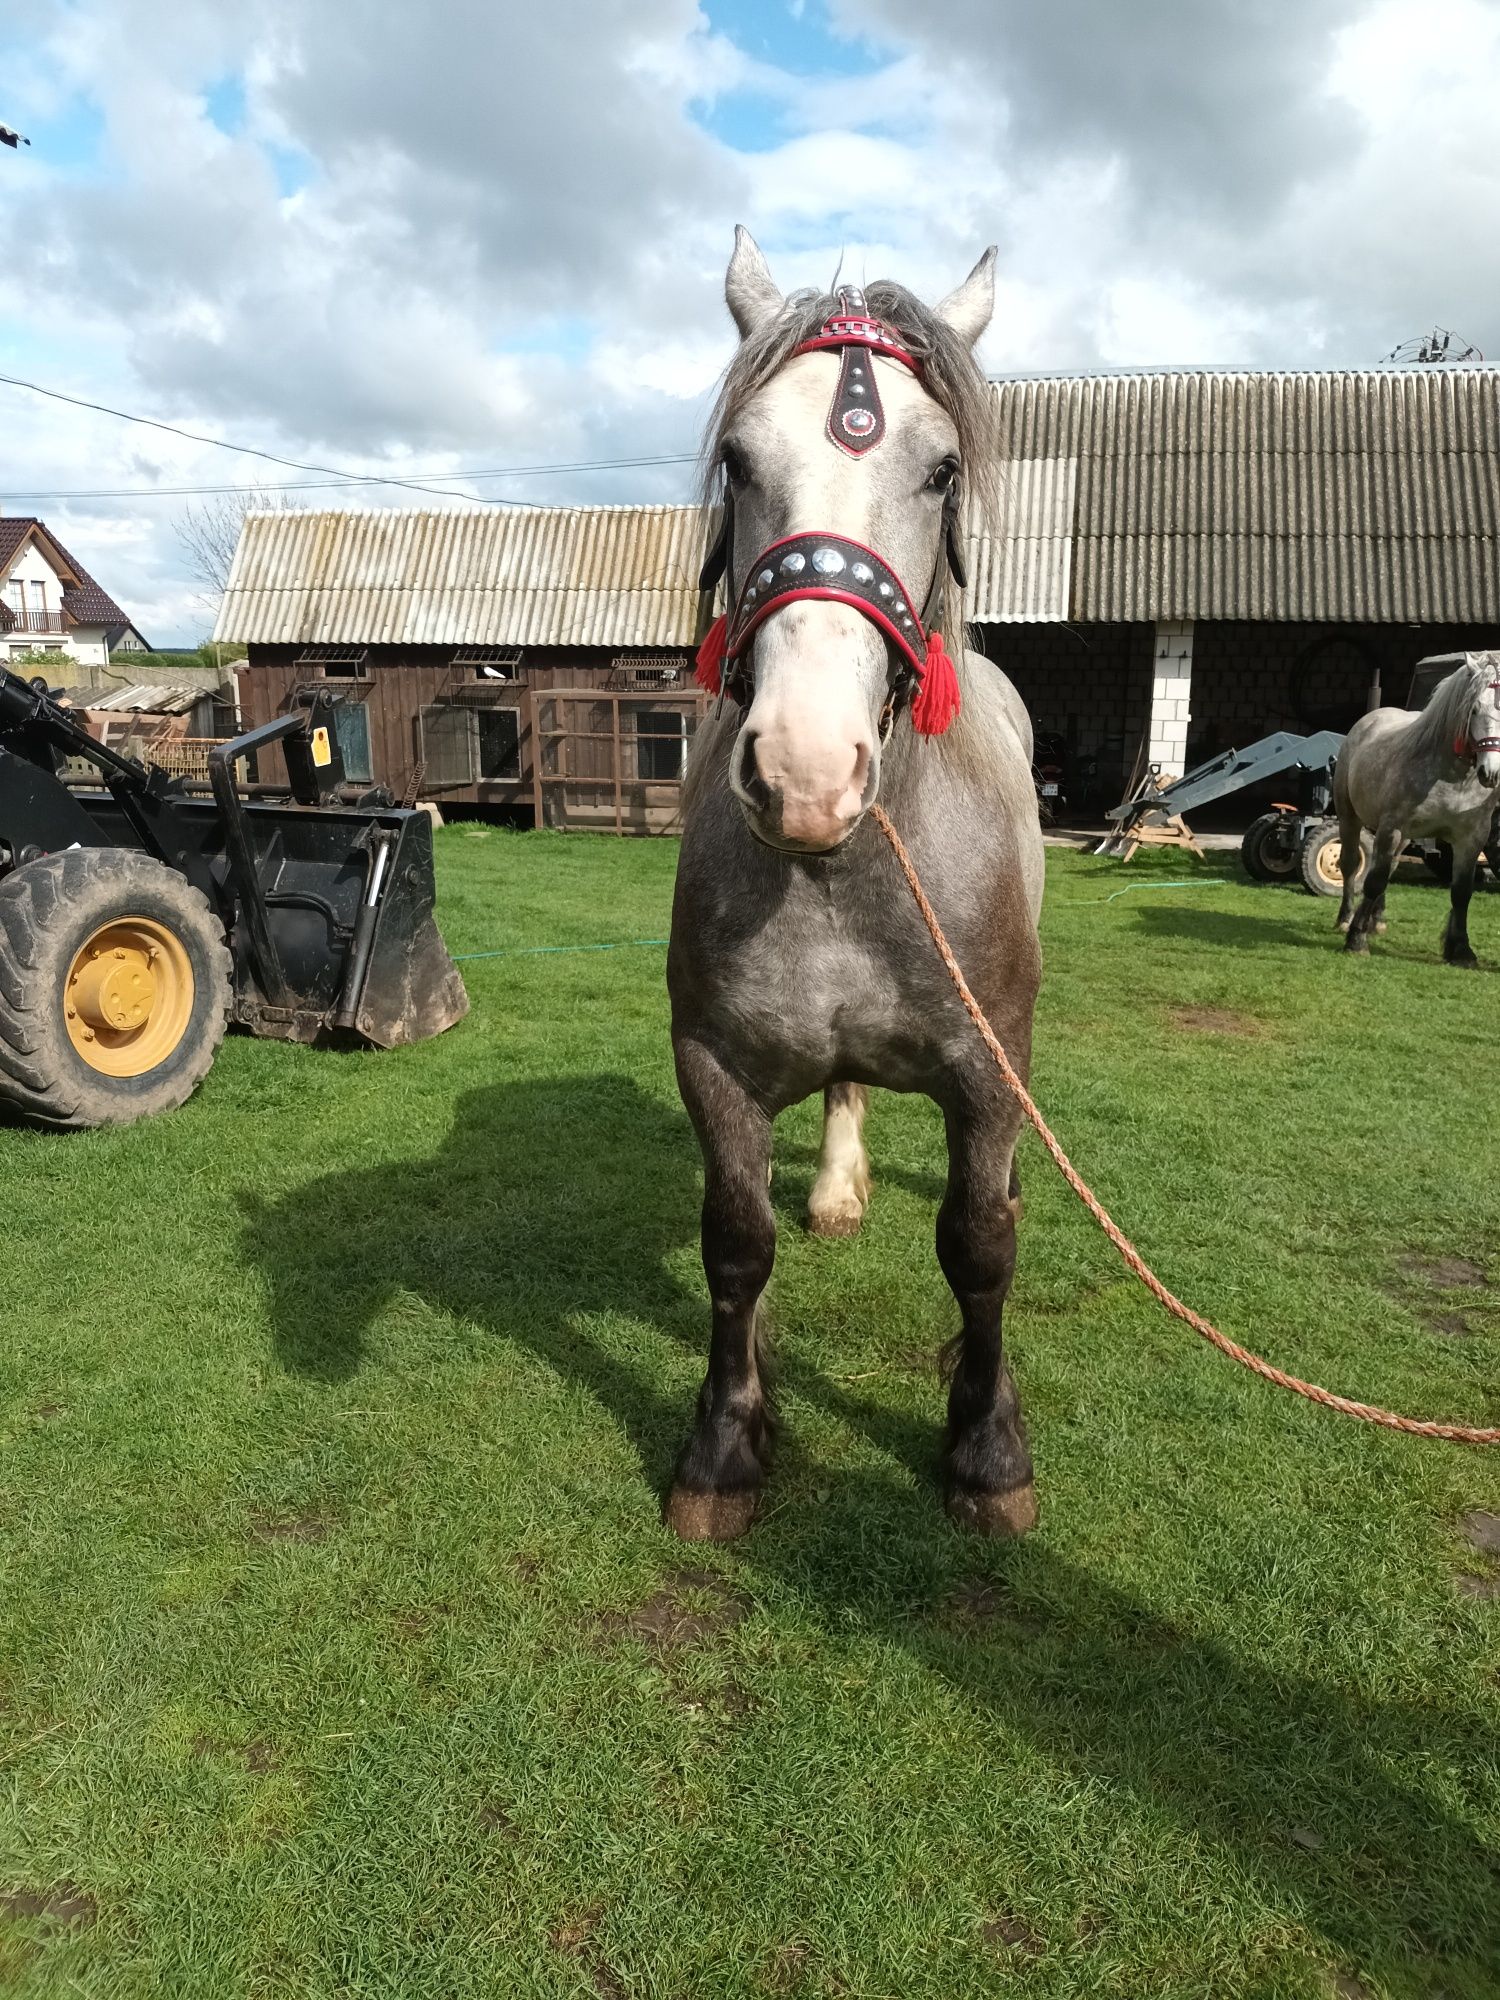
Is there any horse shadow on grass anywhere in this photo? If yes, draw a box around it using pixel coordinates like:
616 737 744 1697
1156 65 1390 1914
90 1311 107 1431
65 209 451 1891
244 1073 1500 1993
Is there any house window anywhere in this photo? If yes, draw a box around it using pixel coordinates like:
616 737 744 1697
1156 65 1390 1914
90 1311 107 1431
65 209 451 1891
477 707 520 781
29 581 48 615
636 708 686 781
332 701 373 782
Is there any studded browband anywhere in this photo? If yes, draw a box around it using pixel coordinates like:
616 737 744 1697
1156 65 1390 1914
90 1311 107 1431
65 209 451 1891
696 287 964 737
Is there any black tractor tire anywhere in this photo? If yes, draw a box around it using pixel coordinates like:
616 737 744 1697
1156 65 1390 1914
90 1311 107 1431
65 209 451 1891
0 849 231 1130
1299 819 1361 898
1241 810 1300 881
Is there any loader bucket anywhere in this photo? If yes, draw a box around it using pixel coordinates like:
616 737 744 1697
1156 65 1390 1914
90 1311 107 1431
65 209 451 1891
345 818 470 1048
221 800 469 1047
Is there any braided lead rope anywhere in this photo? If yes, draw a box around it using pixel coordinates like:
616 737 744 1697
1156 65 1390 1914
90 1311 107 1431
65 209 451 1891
870 805 1500 1445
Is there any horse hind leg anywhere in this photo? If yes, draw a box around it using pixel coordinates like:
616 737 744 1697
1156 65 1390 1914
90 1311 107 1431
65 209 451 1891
667 1039 777 1542
808 1083 871 1238
1344 829 1401 954
1335 812 1365 932
937 1089 1035 1537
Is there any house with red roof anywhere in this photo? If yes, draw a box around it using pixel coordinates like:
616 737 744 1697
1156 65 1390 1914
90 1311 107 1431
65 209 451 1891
0 517 150 673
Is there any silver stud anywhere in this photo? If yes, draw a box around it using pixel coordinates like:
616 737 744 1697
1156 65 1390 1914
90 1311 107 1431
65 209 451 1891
850 562 874 583
780 551 805 574
758 569 774 588
744 587 756 603
812 547 846 575
878 581 893 598
894 600 907 614
849 383 866 395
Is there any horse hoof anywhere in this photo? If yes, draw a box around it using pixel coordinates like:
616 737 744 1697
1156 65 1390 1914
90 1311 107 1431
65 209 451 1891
1336 918 1351 933
1445 953 1479 970
946 1482 1038 1538
665 1487 758 1542
1344 934 1370 956
808 1203 863 1238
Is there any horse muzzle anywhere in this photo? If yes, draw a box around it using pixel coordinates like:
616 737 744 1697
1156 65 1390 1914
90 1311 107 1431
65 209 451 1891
727 605 885 852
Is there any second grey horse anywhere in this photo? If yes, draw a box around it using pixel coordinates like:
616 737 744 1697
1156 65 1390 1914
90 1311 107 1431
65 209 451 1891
1335 653 1500 962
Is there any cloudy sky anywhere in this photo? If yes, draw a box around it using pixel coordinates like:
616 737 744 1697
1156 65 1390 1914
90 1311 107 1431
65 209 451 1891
2 0 1496 642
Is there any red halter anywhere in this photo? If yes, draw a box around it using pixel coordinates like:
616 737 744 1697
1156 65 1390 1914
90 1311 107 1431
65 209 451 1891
695 288 963 737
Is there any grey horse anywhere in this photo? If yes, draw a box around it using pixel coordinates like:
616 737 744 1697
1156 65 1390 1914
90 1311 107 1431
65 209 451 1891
664 230 1044 1543
1336 653 1500 962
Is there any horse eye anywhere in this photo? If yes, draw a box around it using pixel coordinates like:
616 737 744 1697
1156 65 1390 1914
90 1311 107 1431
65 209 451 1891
721 443 750 487
927 459 959 495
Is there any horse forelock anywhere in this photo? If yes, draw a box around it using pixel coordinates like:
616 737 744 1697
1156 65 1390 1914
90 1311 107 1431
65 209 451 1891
699 283 1000 643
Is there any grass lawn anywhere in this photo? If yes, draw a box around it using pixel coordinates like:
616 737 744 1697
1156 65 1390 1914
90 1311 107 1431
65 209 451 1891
1 827 1497 2000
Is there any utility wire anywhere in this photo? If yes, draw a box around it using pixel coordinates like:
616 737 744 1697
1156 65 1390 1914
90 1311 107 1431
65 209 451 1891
0 368 697 504
0 451 700 504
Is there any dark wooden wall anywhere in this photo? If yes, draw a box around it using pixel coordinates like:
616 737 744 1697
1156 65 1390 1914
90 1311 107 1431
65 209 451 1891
235 645 702 829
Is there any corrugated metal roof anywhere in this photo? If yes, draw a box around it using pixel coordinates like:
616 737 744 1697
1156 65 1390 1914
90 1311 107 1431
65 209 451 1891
215 504 706 647
213 372 1500 642
972 457 1074 621
992 368 1500 623
66 683 206 714
214 467 1076 646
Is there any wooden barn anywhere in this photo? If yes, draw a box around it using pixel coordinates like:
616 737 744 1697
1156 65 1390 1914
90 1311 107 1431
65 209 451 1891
217 506 710 832
216 366 1500 830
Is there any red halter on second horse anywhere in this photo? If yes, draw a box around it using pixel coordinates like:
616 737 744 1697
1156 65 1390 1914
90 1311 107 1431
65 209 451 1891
696 288 964 737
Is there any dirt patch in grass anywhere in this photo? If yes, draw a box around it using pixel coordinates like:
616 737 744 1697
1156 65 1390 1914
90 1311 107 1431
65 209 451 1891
549 1904 625 1998
392 1601 453 1641
0 1884 97 1929
937 1580 1046 1638
1332 1976 1375 2000
192 1734 280 1774
247 1508 333 1546
1456 1574 1500 1600
982 1912 1046 1956
31 1402 63 1422
1397 1253 1489 1289
594 1568 749 1654
1168 1005 1264 1037
1460 1510 1500 1557
1424 1310 1473 1339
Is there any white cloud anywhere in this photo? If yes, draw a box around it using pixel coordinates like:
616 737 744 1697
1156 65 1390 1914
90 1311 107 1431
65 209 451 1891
0 0 1495 639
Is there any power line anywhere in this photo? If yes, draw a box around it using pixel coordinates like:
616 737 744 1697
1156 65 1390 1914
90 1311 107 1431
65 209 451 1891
0 450 700 504
0 368 695 505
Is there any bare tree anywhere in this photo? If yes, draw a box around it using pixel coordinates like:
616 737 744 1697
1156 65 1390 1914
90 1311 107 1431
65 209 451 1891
176 488 302 630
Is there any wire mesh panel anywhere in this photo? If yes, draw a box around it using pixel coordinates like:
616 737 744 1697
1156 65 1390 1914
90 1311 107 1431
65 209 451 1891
417 704 476 787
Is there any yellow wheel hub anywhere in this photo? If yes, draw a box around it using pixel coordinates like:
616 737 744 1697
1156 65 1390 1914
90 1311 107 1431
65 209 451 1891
1314 839 1344 887
65 917 194 1078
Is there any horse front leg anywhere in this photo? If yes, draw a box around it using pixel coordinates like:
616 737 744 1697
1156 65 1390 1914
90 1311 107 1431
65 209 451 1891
937 1081 1035 1536
1443 834 1483 967
1344 829 1402 954
808 1082 871 1238
667 1037 777 1542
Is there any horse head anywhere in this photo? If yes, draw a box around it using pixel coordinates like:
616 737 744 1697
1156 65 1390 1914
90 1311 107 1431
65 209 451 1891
1464 664 1500 787
702 229 996 854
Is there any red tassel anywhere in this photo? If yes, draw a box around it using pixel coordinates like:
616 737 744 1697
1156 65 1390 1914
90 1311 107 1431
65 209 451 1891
1454 728 1469 757
911 630 961 736
695 615 727 695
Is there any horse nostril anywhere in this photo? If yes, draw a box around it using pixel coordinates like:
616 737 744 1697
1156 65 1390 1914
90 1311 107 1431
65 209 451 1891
737 727 771 811
852 737 876 808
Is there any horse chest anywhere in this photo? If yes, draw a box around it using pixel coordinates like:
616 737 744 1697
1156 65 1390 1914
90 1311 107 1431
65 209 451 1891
715 915 927 1091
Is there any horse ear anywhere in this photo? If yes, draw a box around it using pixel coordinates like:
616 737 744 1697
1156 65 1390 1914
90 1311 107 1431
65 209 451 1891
725 226 784 339
934 247 997 349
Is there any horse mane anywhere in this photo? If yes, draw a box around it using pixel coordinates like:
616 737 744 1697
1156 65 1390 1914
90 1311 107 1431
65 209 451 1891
699 282 1000 638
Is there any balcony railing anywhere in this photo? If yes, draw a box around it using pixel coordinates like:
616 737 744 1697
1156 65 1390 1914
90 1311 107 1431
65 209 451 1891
4 608 66 634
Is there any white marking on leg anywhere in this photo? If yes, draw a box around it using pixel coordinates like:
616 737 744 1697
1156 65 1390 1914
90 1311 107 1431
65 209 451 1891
809 1086 871 1238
